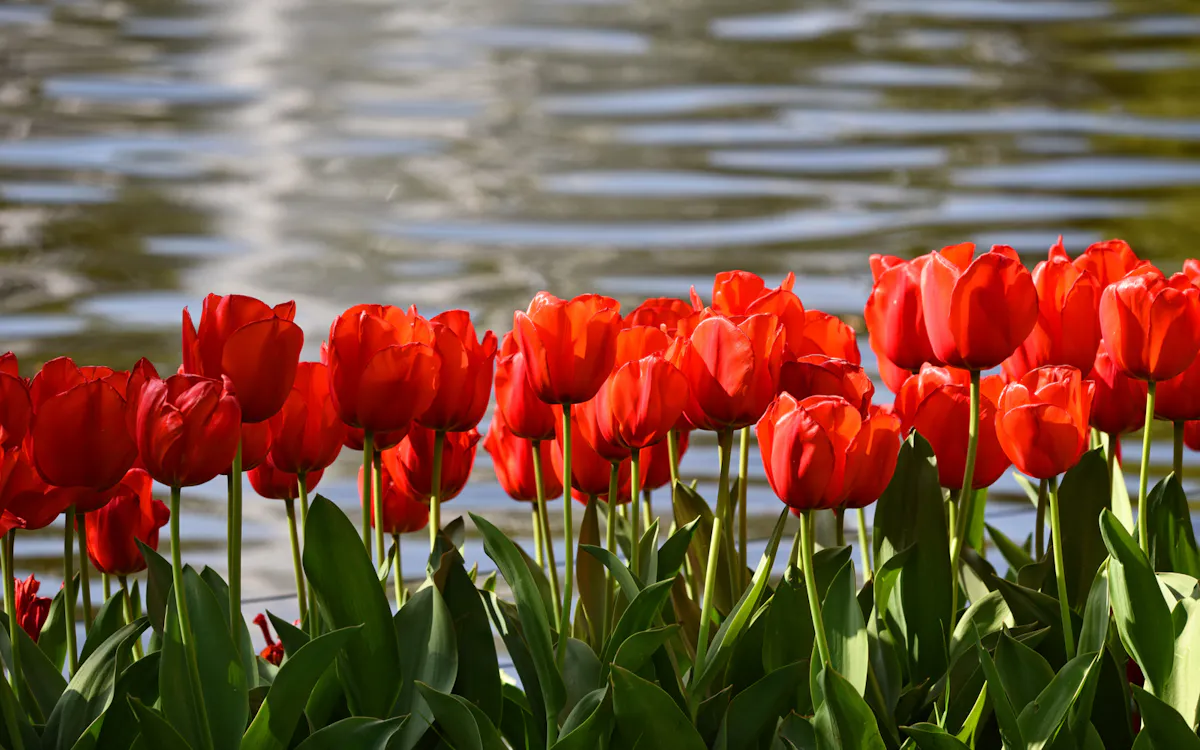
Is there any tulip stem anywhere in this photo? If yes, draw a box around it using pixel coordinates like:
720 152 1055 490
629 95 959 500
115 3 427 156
229 441 244 646
373 448 389 568
1105 432 1118 501
801 510 832 668
667 428 680 508
1138 383 1156 554
78 513 94 631
392 534 404 607
1045 475 1076 660
856 508 873 581
605 463 619 643
361 432 374 558
737 426 750 589
532 510 543 568
4 530 23 708
788 526 801 572
1035 478 1048 560
643 490 654 533
118 576 143 659
298 471 316 635
949 370 981 618
285 497 307 619
429 431 445 556
171 486 215 750
696 429 734 669
102 573 112 602
834 508 845 547
1174 420 1185 486
631 453 642 578
63 504 78 675
532 440 561 622
556 405 575 667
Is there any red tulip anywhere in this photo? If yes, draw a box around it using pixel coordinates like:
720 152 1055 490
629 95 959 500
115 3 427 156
892 365 1007 433
864 253 941 371
135 374 242 488
1100 268 1200 381
418 311 497 432
788 310 860 364
639 430 690 492
84 468 169 576
248 460 324 501
1185 258 1200 285
238 420 274 472
0 353 30 451
494 333 557 442
359 462 429 534
872 346 914 395
573 397 630 463
1087 349 1148 436
911 377 1011 490
29 358 138 494
995 366 1094 479
343 426 408 452
778 355 874 417
672 314 783 431
691 271 796 317
266 362 346 476
1002 239 1102 380
1154 353 1200 423
757 394 902 511
483 410 564 502
382 425 479 503
552 410 632 500
744 287 806 357
1073 239 1149 289
921 243 1038 370
624 298 695 333
0 447 48 526
1185 421 1200 452
124 358 161 439
325 304 441 434
615 326 672 365
14 575 50 642
182 294 304 423
252 614 285 666
513 293 621 405
595 355 688 451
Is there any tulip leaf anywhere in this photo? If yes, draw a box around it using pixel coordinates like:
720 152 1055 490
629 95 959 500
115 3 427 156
777 712 817 750
1100 508 1175 694
79 592 128 666
822 559 868 698
672 482 734 614
90 650 161 750
948 590 1013 666
129 697 194 750
0 610 67 721
576 497 606 647
986 523 1034 574
198 566 264 691
1079 563 1111 656
602 578 675 666
37 579 71 671
812 667 887 750
580 545 640 601
267 611 309 657
994 630 1054 710
430 546 503 726
1148 475 1200 577
241 626 359 750
1162 597 1200 729
610 665 706 750
1110 457 1135 533
974 626 1026 749
416 681 507 750
0 650 38 750
612 625 679 674
471 513 566 723
902 723 971 750
137 540 173 634
764 570 815 676
1016 650 1102 750
303 495 400 718
391 584 458 749
553 686 613 750
1132 684 1200 749
1059 448 1115 607
715 660 806 750
656 518 699 584
293 717 408 750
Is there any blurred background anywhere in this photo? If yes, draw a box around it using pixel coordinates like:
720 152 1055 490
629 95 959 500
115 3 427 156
2 0 1199 616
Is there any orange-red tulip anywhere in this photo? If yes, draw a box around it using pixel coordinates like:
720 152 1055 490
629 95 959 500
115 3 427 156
513 292 621 405
573 397 630 463
788 310 860 364
744 287 806 356
615 326 672 364
1087 349 1148 436
495 333 557 442
30 357 138 494
1185 258 1200 285
359 463 428 535
182 294 303 423
84 468 169 576
892 365 1006 433
253 614 285 666
921 243 1038 370
552 410 632 500
418 310 497 432
382 424 479 503
267 362 346 476
1100 268 1200 382
1002 240 1102 380
639 430 690 492
691 271 796 318
248 460 324 501
595 355 688 451
1186 421 1200 452
237 420 274 472
0 353 30 451
325 304 441 434
483 410 564 502
995 366 1094 479
872 347 914 396
624 298 695 334
672 314 783 432
0 446 47 526
14 575 50 642
778 355 874 417
911 377 1011 490
135 374 242 488
1073 239 1149 289
757 394 902 511
343 425 408 452
865 254 938 371
1154 353 1200 422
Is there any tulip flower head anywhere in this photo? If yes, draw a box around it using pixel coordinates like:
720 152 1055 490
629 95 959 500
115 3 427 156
0 353 30 451
691 270 797 318
865 254 938 372
1100 267 1200 382
552 409 633 500
382 424 479 504
253 613 285 666
909 374 1012 491
594 354 688 451
248 461 324 501
482 410 564 502
1086 349 1149 436
778 355 874 417
267 361 346 476
84 468 169 576
1073 239 1149 289
135 374 242 488
639 430 690 492
14 575 50 642
418 310 497 433
359 462 429 534
624 297 695 334
495 334 557 442
513 292 621 406
995 366 1094 480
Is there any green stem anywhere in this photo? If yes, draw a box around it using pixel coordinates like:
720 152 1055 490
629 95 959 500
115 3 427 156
532 440 561 622
631 453 641 579
392 533 404 606
856 508 873 581
298 472 316 635
1047 476 1075 659
428 431 444 555
118 575 143 659
285 498 307 617
1035 479 1048 560
171 486 215 750
696 429 734 668
78 512 93 631
532 509 543 568
229 441 243 644
643 490 654 532
556 406 575 667
1138 382 1156 554
1106 433 1118 499
4 531 23 708
361 432 374 557
605 464 619 643
63 504 78 674
102 573 112 602
801 510 832 668
374 451 387 568
1174 420 1185 485
737 426 750 588
788 526 801 572
667 429 681 511
834 508 845 547
949 370 982 617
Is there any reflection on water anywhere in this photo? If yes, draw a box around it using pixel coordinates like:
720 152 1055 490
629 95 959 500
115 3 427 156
3 0 1200 609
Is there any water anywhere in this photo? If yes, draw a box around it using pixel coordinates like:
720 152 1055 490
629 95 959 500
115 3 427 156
3 0 1200 622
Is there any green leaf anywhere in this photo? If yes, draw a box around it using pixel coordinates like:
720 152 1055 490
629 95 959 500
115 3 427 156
37 580 70 670
1148 475 1200 577
431 546 503 726
812 667 887 750
822 560 868 698
0 647 39 750
177 567 248 750
79 592 128 666
580 545 641 601
130 697 194 749
610 665 705 750
1101 508 1175 693
613 626 679 674
995 630 1054 709
577 496 606 647
561 638 602 722
902 723 971 749
1163 598 1200 729
472 513 566 720
1111 455 1135 533
973 627 1026 749
764 571 814 675
267 612 309 657
137 540 173 634
92 650 161 750
293 717 407 750
1079 563 1111 656
778 712 816 750
0 609 67 720
987 523 1034 573
1016 650 1102 750
1132 684 1200 750
392 584 458 749
1058 448 1113 607
715 661 805 750
43 618 148 750
303 495 400 718
656 518 699 584
416 681 507 750
242 626 359 750
672 482 734 614
602 579 674 665
198 566 258 689
553 687 612 750
948 590 1013 666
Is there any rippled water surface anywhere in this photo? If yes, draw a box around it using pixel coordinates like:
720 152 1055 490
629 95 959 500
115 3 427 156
4 0 1200 614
